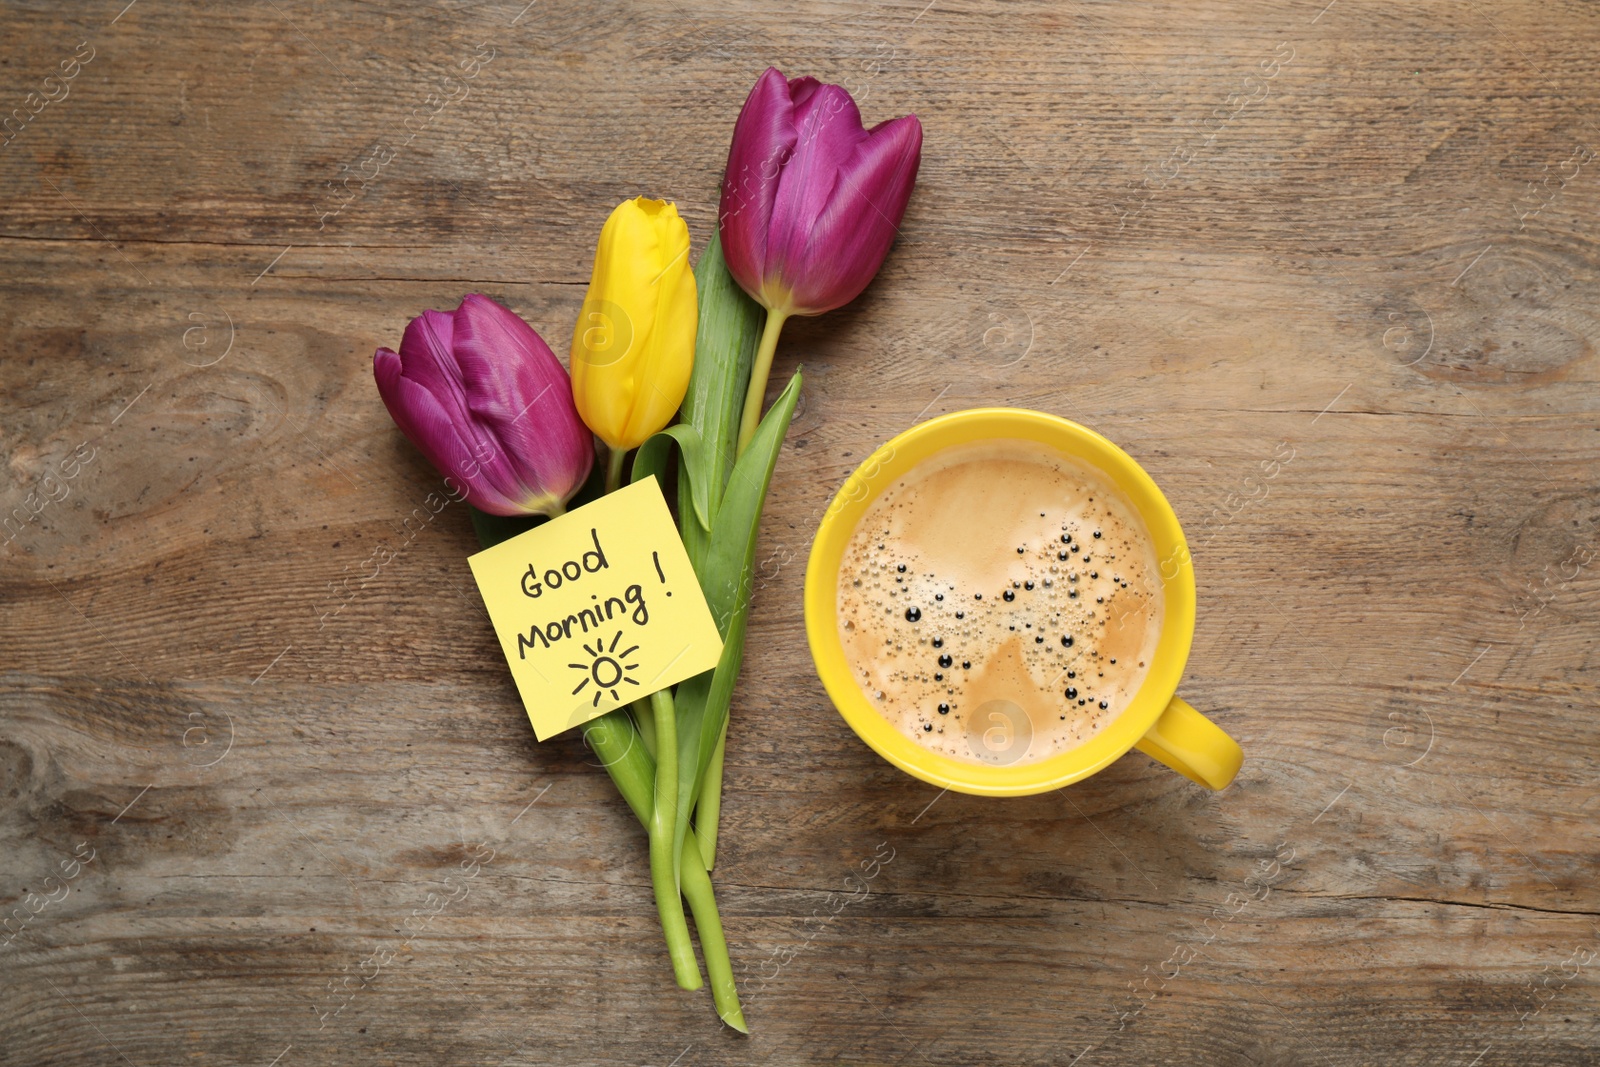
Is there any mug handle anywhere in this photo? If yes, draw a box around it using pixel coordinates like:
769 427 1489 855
1133 696 1243 790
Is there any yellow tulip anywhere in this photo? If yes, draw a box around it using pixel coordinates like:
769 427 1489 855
571 197 698 485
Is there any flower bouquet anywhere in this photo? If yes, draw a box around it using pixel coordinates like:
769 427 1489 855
371 67 921 1028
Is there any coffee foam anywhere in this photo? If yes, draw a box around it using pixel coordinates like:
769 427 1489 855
835 439 1163 766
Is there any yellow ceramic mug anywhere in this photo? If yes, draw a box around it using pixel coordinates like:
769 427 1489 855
804 407 1242 796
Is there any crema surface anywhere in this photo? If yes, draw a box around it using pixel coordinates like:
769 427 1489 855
835 440 1163 766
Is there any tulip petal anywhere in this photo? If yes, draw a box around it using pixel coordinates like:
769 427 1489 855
780 113 923 314
453 294 594 510
393 310 463 428
375 341 521 514
374 296 593 517
717 67 923 317
766 82 868 290
718 68 800 303
624 222 697 447
573 198 697 451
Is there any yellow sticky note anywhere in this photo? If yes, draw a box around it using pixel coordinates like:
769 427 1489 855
468 476 724 741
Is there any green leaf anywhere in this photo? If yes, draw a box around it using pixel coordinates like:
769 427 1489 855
669 369 802 870
678 468 712 574
701 369 802 626
632 423 710 530
679 232 762 564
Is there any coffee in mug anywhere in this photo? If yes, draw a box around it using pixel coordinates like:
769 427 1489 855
835 438 1163 766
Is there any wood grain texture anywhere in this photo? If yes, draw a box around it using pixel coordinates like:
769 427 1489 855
4 0 1600 1064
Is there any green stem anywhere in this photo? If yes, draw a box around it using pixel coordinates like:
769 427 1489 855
583 711 746 1031
711 307 785 869
648 688 696 989
605 445 627 494
680 835 746 1031
696 720 728 870
735 308 789 456
477 511 730 1014
631 698 657 759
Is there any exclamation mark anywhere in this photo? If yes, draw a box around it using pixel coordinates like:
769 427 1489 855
653 551 669 595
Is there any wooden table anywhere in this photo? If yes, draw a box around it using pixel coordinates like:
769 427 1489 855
4 2 1598 1063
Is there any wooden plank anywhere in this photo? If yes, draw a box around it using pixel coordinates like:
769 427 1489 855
3 0 1599 1063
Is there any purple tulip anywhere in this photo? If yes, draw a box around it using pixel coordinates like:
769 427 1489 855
373 294 594 517
718 67 922 317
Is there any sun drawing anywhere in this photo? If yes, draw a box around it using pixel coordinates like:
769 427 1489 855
569 630 642 707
